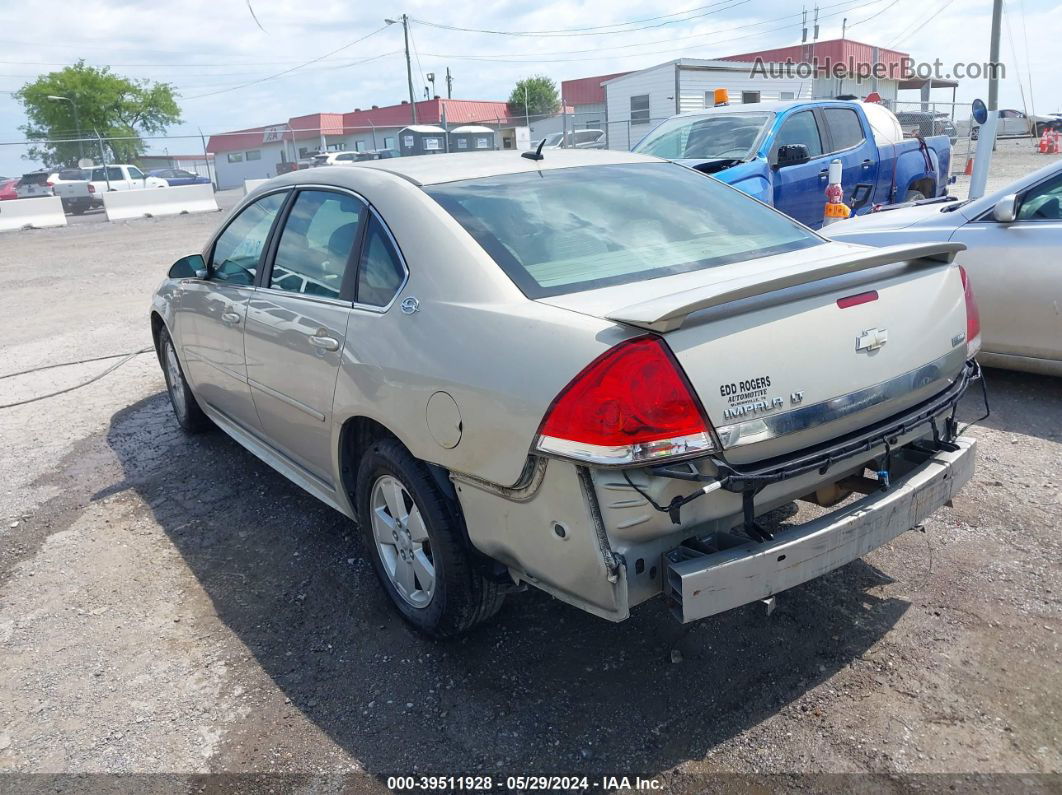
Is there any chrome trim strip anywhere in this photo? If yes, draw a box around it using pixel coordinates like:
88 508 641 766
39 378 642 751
247 377 327 422
536 432 716 467
714 346 967 450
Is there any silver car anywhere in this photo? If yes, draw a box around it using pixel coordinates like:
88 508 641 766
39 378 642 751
151 150 979 637
827 159 1062 376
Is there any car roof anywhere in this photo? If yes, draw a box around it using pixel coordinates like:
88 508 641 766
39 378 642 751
282 149 664 187
671 99 868 120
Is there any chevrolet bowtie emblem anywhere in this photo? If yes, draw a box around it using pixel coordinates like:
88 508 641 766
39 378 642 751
856 327 888 352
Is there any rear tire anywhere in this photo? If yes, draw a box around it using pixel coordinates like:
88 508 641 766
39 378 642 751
356 439 504 638
158 327 211 433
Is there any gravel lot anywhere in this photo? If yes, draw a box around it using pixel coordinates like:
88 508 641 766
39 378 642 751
0 147 1059 789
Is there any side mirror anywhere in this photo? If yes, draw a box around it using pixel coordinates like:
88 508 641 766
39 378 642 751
169 254 207 279
775 143 811 168
992 193 1019 223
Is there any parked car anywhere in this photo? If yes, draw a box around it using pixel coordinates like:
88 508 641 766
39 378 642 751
148 168 211 186
14 170 54 199
536 130 607 150
276 160 313 174
0 178 17 201
151 150 980 637
633 100 952 228
969 109 1061 139
895 110 958 144
827 159 1061 376
54 164 167 214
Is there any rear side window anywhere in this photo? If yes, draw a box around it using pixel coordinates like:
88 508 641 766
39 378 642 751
58 169 85 180
774 111 823 158
271 190 363 299
823 108 865 151
210 191 287 285
426 163 820 298
357 216 406 307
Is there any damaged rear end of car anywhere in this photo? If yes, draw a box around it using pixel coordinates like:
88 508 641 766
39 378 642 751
431 160 982 624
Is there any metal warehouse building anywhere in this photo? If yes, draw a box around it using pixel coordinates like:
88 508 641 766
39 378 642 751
559 38 911 151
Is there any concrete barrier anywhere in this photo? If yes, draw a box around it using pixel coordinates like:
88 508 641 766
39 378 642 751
243 178 270 195
0 196 67 232
103 184 219 221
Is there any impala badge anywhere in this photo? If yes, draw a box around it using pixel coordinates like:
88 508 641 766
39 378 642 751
856 327 888 352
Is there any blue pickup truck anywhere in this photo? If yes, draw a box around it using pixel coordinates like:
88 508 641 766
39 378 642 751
632 100 951 229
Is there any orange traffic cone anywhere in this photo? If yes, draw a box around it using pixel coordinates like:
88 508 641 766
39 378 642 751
964 155 974 175
1039 129 1052 153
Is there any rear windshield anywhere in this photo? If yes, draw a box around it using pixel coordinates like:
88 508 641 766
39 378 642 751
425 163 821 298
19 172 49 185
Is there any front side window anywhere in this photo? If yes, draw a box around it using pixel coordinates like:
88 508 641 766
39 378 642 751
1017 173 1062 221
823 107 865 152
426 163 821 298
630 95 650 124
127 166 145 179
634 112 772 161
357 215 406 307
210 192 287 285
270 190 363 299
774 111 823 158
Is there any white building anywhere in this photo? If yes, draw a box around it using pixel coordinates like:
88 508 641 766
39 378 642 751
566 38 909 150
603 59 815 150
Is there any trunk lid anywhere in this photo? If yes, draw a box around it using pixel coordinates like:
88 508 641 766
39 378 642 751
539 240 969 463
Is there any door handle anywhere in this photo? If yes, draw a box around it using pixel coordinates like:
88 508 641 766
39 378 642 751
861 159 873 169
221 311 241 326
819 169 829 179
309 334 340 352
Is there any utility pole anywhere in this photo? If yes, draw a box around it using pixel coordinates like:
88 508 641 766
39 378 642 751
524 84 530 132
386 14 417 124
445 67 453 99
987 0 1002 112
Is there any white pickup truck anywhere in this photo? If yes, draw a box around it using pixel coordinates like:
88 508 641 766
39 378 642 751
53 164 167 214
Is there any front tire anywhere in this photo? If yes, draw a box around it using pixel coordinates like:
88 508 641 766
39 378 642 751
904 189 927 202
158 327 211 433
356 439 504 638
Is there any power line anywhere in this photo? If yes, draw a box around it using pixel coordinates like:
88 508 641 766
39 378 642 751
411 0 750 38
180 28 390 100
846 0 904 29
420 0 894 64
887 0 957 48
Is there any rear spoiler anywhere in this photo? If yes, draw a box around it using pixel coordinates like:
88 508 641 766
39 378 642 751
605 241 965 333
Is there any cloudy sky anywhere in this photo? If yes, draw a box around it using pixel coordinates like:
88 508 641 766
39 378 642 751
0 0 1058 176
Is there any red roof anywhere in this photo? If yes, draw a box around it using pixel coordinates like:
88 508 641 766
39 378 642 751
720 38 909 74
206 125 276 154
561 72 630 106
288 112 345 140
343 99 514 129
206 99 516 153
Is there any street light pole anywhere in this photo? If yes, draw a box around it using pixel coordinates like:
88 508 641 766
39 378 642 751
47 95 83 162
386 15 418 124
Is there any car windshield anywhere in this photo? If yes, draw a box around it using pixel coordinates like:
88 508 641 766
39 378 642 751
425 163 821 298
543 133 565 146
633 112 773 160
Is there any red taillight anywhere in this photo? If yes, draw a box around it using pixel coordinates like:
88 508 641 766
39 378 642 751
958 265 981 356
87 183 95 193
46 180 54 187
536 337 714 465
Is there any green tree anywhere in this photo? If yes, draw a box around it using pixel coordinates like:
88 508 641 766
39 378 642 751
15 62 181 167
508 75 560 121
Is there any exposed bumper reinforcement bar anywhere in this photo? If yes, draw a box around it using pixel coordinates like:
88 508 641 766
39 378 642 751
663 436 976 623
